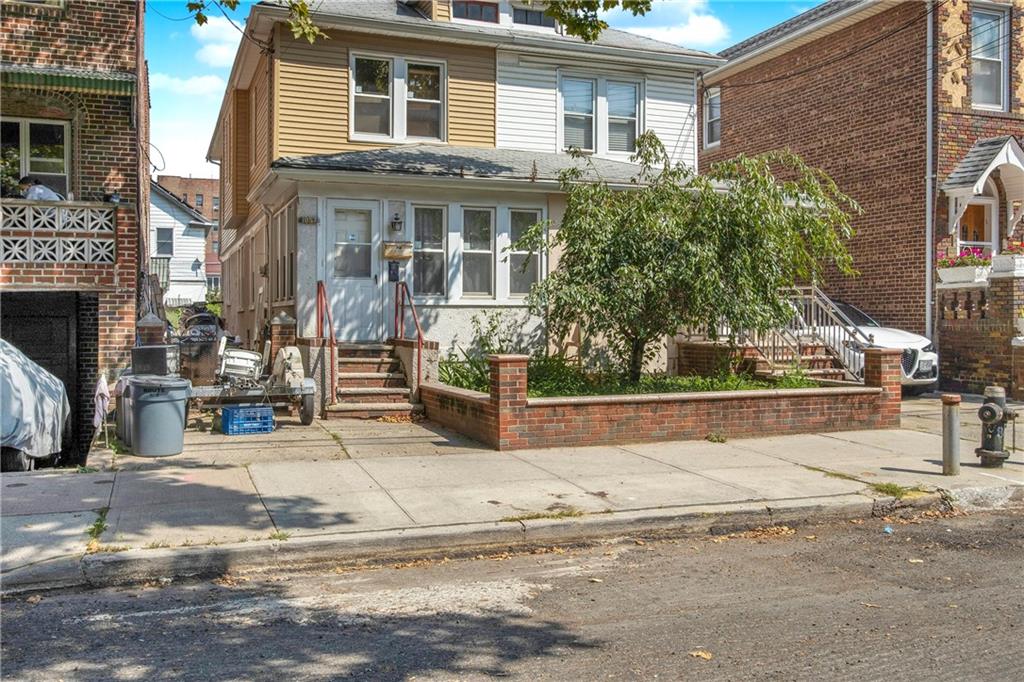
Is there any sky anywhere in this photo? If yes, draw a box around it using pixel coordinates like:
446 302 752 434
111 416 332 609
145 0 823 179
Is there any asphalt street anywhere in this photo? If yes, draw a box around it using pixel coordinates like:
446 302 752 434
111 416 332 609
2 509 1021 681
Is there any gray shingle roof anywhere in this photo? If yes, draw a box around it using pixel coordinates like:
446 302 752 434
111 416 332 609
258 0 717 59
272 144 645 185
719 0 860 59
151 181 213 225
941 136 1020 191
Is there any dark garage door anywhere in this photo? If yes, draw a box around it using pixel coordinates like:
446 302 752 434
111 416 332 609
1 292 78 461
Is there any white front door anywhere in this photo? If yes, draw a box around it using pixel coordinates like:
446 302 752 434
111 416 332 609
327 200 382 341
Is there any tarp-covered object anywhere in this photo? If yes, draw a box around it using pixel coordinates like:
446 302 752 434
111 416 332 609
0 339 70 458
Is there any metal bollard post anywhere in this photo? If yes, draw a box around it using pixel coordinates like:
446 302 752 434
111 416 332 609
941 394 961 476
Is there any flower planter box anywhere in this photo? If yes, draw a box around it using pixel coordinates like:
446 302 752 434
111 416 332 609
992 254 1024 277
936 265 991 284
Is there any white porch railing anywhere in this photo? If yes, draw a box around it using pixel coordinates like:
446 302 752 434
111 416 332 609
0 199 116 264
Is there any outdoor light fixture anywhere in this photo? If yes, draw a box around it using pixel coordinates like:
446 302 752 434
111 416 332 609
192 258 202 274
390 212 404 233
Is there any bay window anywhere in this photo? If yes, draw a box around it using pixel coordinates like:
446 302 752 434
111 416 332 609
607 82 638 153
1 117 69 198
971 8 1008 110
562 78 595 152
509 209 541 296
462 208 494 296
353 57 392 136
413 205 446 296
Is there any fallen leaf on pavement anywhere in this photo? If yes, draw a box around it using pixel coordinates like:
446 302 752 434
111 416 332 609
26 595 41 604
689 650 713 661
804 535 817 541
908 558 924 564
634 539 646 546
860 602 881 608
588 577 603 583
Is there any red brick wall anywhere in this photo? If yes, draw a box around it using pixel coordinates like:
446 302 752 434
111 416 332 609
702 3 930 333
421 351 902 450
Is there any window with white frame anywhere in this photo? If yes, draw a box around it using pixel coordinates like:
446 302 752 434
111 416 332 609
971 7 1008 110
407 63 443 139
704 87 721 147
562 77 596 152
607 82 638 153
1 117 69 197
509 209 542 296
207 275 221 290
156 227 173 257
462 208 494 296
413 205 447 297
353 56 392 136
351 55 445 142
958 180 1000 254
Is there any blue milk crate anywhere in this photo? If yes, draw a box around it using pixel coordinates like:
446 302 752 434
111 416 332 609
220 405 275 435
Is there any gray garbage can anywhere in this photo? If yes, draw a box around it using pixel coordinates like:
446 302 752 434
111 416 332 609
129 376 191 457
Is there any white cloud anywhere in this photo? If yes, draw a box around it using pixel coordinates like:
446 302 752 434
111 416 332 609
189 15 243 68
150 73 226 97
149 116 220 179
613 0 729 49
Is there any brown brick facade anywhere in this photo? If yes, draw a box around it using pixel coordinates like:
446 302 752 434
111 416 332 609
422 351 902 451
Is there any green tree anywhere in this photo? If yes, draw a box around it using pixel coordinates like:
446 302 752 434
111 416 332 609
513 132 858 382
188 1 652 44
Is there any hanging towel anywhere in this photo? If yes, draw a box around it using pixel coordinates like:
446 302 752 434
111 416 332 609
93 375 110 430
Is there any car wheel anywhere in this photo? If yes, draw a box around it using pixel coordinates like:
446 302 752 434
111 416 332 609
903 386 930 397
1 447 34 472
300 392 315 425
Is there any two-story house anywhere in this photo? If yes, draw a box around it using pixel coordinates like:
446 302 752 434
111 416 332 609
149 181 214 307
156 174 223 294
701 0 1023 395
210 0 721 363
1 0 148 463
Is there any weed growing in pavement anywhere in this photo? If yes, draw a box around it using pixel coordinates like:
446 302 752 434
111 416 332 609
143 541 171 550
870 482 926 499
76 465 99 474
705 432 727 444
269 530 291 541
502 508 585 523
86 508 109 540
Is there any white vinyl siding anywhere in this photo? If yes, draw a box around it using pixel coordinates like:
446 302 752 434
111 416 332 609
496 55 559 152
645 75 697 167
150 190 209 304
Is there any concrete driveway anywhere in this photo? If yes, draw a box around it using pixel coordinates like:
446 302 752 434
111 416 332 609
902 392 1024 451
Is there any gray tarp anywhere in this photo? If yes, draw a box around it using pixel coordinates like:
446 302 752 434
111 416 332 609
0 339 70 458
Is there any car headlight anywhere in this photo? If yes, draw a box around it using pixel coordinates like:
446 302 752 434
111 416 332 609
922 343 934 353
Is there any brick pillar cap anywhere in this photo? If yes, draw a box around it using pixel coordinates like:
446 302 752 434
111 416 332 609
271 311 296 325
940 394 962 405
488 354 530 363
137 312 164 328
864 347 903 355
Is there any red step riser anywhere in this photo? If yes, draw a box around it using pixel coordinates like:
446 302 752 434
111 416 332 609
337 361 402 373
335 393 410 404
336 377 408 388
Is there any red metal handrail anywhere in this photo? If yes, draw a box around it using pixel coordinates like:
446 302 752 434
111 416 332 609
316 281 337 410
393 281 425 390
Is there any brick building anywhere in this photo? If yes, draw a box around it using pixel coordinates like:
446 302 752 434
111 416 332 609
156 175 221 292
1 0 149 463
700 0 1023 392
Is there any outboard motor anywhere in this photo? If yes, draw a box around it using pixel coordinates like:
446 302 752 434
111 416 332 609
976 386 1017 468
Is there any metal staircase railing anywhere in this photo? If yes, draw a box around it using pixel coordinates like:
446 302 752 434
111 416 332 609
784 285 875 382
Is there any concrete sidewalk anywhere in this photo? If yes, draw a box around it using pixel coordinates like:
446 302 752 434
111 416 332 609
3 421 1022 592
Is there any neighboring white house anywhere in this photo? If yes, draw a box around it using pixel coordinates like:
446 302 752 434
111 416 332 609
149 181 213 307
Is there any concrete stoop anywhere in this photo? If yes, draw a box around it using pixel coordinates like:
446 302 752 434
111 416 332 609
330 343 423 419
7 487 1020 595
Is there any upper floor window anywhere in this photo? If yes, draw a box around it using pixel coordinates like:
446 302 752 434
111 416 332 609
607 82 638 153
562 77 596 152
704 87 721 147
513 7 556 28
195 193 204 207
971 8 1008 110
351 54 446 143
1 117 69 198
156 227 174 257
453 0 498 23
213 196 220 211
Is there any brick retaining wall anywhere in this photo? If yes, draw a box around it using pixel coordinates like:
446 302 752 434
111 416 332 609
421 349 902 450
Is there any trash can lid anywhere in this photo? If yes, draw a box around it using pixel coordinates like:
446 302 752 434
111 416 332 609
129 375 191 390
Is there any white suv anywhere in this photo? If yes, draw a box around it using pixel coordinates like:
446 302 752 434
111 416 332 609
834 301 938 393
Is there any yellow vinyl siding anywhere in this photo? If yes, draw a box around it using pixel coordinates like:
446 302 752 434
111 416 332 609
250 54 272 192
274 26 495 157
231 90 250 228
220 106 234 227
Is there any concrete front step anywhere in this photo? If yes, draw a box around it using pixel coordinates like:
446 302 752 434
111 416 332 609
325 401 424 419
336 387 412 404
337 357 403 373
336 343 396 359
336 372 408 388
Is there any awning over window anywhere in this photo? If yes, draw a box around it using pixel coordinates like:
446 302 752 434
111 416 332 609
941 135 1024 234
1 64 136 96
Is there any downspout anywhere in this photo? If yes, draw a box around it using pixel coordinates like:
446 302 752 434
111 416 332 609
924 0 935 340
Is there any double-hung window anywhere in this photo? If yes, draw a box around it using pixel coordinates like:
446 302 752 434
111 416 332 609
156 227 174 257
607 82 638 153
509 209 542 296
351 55 445 142
462 208 494 296
413 205 446 296
407 63 442 139
1 117 69 197
353 57 393 136
562 78 596 152
704 87 721 147
971 8 1008 110
195 193 204 208
453 0 498 22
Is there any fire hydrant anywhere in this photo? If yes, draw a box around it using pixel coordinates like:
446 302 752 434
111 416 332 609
976 386 1017 468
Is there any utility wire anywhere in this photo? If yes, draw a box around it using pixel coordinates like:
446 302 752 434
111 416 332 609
148 3 197 22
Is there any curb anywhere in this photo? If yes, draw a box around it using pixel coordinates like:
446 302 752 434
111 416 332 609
2 490 973 595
